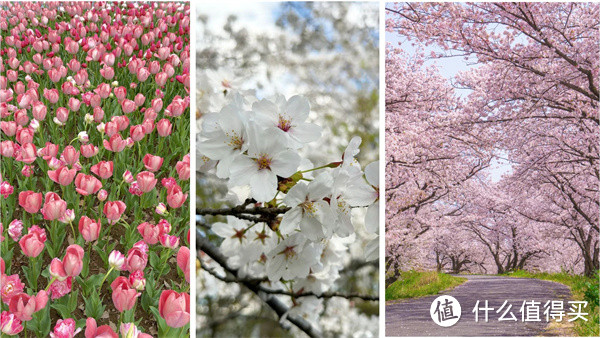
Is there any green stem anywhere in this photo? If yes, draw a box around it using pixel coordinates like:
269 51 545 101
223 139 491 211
299 164 332 174
98 267 114 291
45 277 57 292
69 222 76 239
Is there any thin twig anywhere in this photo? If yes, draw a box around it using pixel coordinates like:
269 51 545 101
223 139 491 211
197 234 322 338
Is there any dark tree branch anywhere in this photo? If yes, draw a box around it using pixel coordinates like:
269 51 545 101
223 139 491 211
197 233 322 338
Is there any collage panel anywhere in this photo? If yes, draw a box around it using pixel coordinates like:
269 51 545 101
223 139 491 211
0 1 191 336
195 2 380 337
384 2 599 337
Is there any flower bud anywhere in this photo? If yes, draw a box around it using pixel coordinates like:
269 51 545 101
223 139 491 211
97 189 108 201
129 271 146 291
108 250 125 270
155 203 167 215
78 131 89 143
123 170 134 183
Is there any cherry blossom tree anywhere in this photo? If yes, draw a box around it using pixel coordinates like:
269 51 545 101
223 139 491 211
386 2 599 278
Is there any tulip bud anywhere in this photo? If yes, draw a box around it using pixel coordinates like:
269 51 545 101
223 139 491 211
78 131 89 143
123 170 134 183
129 271 146 291
159 234 179 249
21 165 32 177
59 209 75 224
97 189 108 201
108 250 125 270
155 202 167 215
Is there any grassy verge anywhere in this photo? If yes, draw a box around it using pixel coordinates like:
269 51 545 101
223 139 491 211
502 270 599 336
385 270 467 301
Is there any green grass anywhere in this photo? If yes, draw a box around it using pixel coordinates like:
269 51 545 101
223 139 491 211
502 270 599 336
385 270 467 301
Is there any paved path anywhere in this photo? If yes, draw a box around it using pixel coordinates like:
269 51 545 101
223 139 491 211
385 275 572 336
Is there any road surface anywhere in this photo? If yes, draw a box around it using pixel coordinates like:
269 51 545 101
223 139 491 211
385 275 572 336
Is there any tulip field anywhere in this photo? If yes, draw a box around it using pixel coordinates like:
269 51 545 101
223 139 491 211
0 2 190 337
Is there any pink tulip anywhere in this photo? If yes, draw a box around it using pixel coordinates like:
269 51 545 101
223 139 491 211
159 234 179 249
166 185 187 208
55 107 69 124
8 219 23 242
110 277 140 312
97 189 108 201
121 99 136 114
125 247 148 272
137 222 160 245
15 127 33 145
93 106 105 122
80 144 99 158
136 171 157 193
1 181 14 198
16 142 36 163
137 67 150 82
144 108 158 121
65 40 79 54
90 161 113 179
151 98 163 112
113 115 130 131
129 125 145 142
42 192 67 220
62 244 84 277
177 246 190 283
79 216 101 242
0 141 16 158
129 271 146 291
143 154 163 172
156 118 172 137
158 290 190 328
114 86 127 101
43 88 59 104
104 121 119 137
31 101 47 120
8 291 48 321
48 166 77 186
68 97 81 112
67 59 80 72
75 173 102 196
18 226 47 258
100 65 115 80
39 142 59 160
134 93 146 106
0 121 17 136
14 109 29 126
123 170 134 184
1 274 25 303
21 165 32 177
155 72 168 87
176 157 190 180
50 318 81 338
61 145 80 166
1 311 23 336
103 134 127 152
84 317 118 338
95 83 111 99
103 200 126 224
142 119 155 134
18 191 43 213
89 94 102 108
